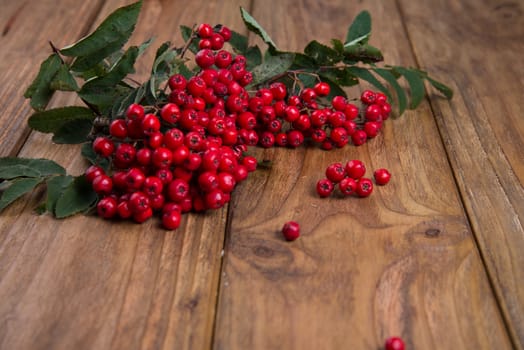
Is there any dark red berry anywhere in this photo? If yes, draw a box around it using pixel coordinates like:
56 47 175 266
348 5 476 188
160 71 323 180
356 177 373 197
162 210 182 230
97 197 118 219
197 23 213 38
109 119 128 139
316 178 335 197
361 89 376 105
345 160 366 179
92 137 114 157
339 177 357 196
195 49 215 68
325 162 346 183
282 221 300 241
384 336 405 350
314 82 330 96
351 129 368 146
374 168 391 185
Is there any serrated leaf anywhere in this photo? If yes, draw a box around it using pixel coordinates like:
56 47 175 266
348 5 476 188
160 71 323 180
71 41 124 72
0 178 43 212
320 67 358 87
52 119 93 144
45 175 74 214
54 175 97 218
347 67 392 101
394 67 426 109
426 76 454 99
0 158 66 179
180 25 199 54
229 30 249 53
28 106 95 133
240 7 277 52
343 44 383 63
345 10 371 45
374 68 408 115
249 52 295 86
61 1 142 57
291 53 318 69
24 54 62 111
304 40 340 65
50 64 80 91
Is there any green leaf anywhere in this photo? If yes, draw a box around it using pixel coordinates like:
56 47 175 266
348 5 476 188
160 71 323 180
50 64 80 91
320 67 358 87
345 10 371 46
304 40 341 65
60 1 142 57
70 41 124 72
245 46 262 70
52 119 93 144
229 30 249 53
374 68 408 115
426 76 454 99
28 106 95 133
24 54 62 111
150 42 178 98
347 67 392 101
0 178 43 212
240 7 277 52
394 67 426 109
343 44 383 63
45 175 74 214
78 46 139 111
81 143 110 171
180 25 199 54
249 52 295 86
331 39 345 54
54 175 97 218
0 157 66 179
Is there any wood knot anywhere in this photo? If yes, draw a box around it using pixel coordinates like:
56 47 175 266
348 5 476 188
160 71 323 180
425 228 441 237
252 245 274 258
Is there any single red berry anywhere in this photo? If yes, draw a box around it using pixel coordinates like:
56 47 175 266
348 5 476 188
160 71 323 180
329 127 349 146
344 103 359 120
269 82 287 100
167 178 190 202
232 164 248 182
374 168 391 185
287 130 304 148
148 131 164 149
215 49 233 68
331 95 347 111
242 156 258 172
125 168 146 190
300 88 317 102
384 336 405 350
256 88 274 105
97 197 118 219
314 82 330 96
143 176 164 196
217 25 231 41
162 210 182 230
325 162 346 183
365 104 383 121
351 129 368 146
160 103 181 124
375 92 388 105
109 119 128 139
284 105 300 122
92 137 114 158
187 76 207 97
125 103 145 121
361 89 376 104
364 121 381 138
197 23 213 38
316 178 335 197
259 131 275 148
133 207 153 223
381 103 392 120
117 200 132 219
282 221 300 241
85 165 105 183
168 74 187 91
114 143 136 169
356 177 374 197
339 177 357 196
345 160 366 179
195 49 215 69
210 33 225 50
198 171 219 192
217 171 236 193
152 147 173 169
149 193 165 211
129 191 151 214
92 175 113 195
141 113 161 135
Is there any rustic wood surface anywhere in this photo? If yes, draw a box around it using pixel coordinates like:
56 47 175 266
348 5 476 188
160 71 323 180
0 0 522 349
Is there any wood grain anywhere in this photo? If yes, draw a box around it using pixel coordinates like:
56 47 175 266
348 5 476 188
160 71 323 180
0 1 248 349
213 1 513 349
0 0 105 157
397 0 524 347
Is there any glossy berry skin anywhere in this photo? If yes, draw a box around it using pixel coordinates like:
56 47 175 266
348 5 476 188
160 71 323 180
351 129 368 146
125 103 145 121
109 119 128 139
97 197 117 219
162 210 182 230
197 23 213 38
364 121 381 138
345 160 366 179
282 221 300 241
316 178 335 198
360 89 376 105
195 49 215 68
314 82 330 96
374 168 391 185
339 177 357 196
92 175 113 195
384 336 405 350
331 95 347 111
325 162 346 183
92 137 114 157
356 177 374 197
85 165 105 183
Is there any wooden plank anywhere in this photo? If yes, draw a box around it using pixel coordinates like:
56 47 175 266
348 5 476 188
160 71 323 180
213 1 513 349
397 0 524 348
0 1 248 349
0 0 105 157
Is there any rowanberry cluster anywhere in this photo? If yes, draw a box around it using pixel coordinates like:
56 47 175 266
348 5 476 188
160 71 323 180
86 22 393 230
316 160 391 198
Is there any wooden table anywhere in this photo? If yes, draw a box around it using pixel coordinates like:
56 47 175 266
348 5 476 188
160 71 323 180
0 1 522 349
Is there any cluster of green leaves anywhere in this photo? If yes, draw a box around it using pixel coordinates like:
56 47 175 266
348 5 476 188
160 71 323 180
1 0 453 217
0 158 96 217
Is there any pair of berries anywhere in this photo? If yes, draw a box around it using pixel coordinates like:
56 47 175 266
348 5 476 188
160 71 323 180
316 160 391 198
